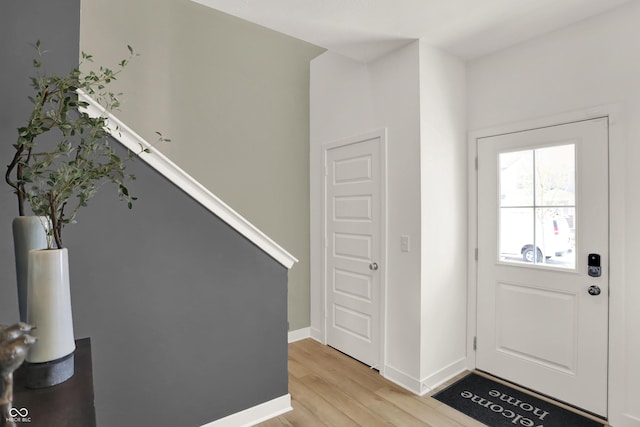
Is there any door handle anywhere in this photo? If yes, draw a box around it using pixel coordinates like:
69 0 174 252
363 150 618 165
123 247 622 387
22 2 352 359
369 262 379 271
588 285 601 296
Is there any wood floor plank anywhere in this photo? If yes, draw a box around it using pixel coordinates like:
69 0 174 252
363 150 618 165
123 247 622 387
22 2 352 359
288 374 360 427
287 356 310 379
291 341 398 394
275 400 325 427
434 403 488 427
298 373 395 427
363 398 431 427
375 386 465 427
290 348 424 425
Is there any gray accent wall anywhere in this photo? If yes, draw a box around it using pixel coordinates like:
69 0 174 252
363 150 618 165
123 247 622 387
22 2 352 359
1 2 288 426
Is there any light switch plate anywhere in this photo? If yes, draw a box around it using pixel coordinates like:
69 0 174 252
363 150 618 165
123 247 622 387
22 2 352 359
401 235 410 252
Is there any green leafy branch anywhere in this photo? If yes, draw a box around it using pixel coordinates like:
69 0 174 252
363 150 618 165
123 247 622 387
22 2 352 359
5 41 169 249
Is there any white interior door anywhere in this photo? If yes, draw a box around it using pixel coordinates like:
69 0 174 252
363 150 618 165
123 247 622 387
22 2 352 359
477 118 609 416
324 135 383 368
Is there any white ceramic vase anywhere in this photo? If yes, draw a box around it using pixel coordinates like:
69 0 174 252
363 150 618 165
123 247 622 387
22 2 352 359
26 248 76 363
12 216 49 322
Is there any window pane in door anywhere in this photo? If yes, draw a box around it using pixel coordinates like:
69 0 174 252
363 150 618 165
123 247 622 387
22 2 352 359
499 207 534 263
500 150 533 207
534 207 575 268
498 144 575 269
535 144 575 207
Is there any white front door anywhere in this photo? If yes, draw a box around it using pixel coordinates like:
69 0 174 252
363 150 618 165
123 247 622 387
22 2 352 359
324 134 384 368
477 118 609 416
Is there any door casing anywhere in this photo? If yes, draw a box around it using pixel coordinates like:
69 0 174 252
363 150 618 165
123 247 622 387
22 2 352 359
467 105 626 420
321 129 388 374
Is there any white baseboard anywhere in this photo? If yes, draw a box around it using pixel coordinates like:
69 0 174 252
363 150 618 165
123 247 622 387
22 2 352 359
383 357 467 396
288 327 311 343
383 365 422 395
310 327 324 343
200 394 292 427
610 412 640 427
418 357 467 396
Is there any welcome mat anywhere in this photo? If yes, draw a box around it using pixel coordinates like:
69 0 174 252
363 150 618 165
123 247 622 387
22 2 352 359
432 373 605 427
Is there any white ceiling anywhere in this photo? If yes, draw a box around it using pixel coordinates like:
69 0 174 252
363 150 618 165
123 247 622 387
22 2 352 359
192 0 632 62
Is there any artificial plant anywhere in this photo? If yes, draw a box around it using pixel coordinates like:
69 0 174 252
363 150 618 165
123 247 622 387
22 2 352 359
5 41 168 249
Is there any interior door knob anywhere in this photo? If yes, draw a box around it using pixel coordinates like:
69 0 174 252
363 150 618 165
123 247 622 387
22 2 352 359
369 262 379 271
588 285 601 296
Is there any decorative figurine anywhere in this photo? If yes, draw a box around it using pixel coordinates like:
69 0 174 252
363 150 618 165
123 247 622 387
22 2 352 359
0 323 35 344
0 323 36 427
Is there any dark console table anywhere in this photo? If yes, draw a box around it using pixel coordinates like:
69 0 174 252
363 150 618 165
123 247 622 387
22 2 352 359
12 338 96 427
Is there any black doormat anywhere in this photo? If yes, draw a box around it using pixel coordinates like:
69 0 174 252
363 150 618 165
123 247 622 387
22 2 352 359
432 373 605 427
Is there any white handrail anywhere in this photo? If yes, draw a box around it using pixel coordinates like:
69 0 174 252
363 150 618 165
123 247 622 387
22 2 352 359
77 89 298 269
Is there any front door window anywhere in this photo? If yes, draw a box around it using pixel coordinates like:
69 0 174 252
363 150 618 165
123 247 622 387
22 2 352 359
498 144 575 269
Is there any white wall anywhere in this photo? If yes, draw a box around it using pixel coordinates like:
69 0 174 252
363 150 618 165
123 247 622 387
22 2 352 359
418 42 467 390
368 42 423 384
310 41 467 394
467 2 640 425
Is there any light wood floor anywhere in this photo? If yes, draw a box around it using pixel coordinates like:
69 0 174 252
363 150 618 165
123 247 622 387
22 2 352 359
256 339 482 426
257 339 608 427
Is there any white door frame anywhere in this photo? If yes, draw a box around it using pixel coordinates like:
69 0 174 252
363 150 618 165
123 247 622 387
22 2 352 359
467 104 627 421
321 128 388 373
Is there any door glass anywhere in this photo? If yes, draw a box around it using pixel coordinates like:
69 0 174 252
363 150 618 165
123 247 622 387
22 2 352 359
499 144 575 268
